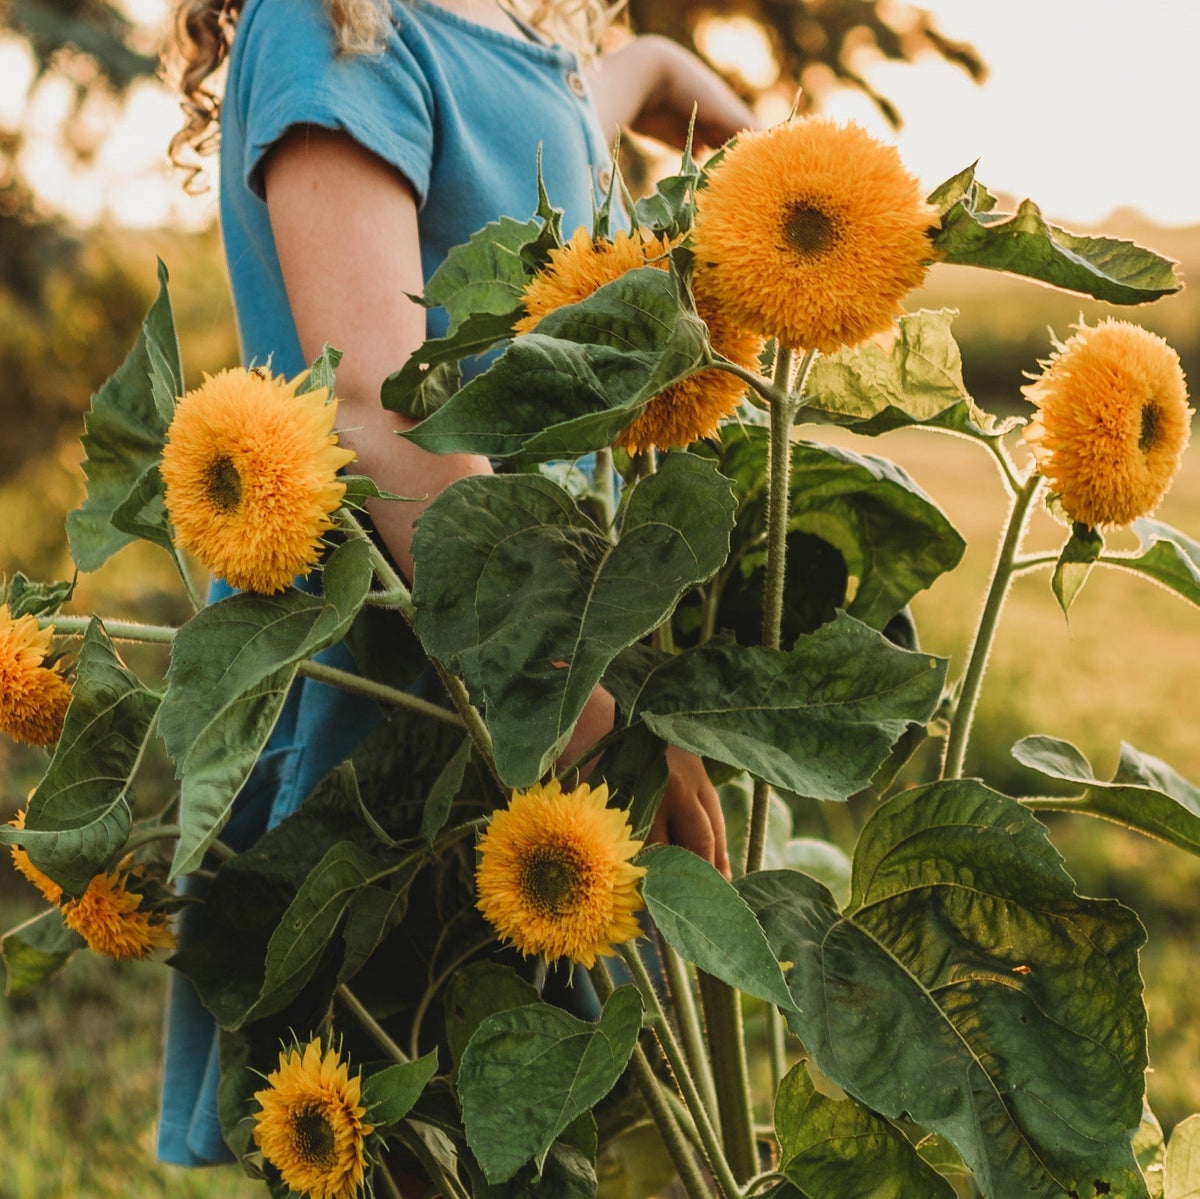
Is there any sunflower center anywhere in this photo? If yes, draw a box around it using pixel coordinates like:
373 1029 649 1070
782 203 837 258
290 1105 337 1169
520 845 585 915
203 454 243 512
1139 402 1162 452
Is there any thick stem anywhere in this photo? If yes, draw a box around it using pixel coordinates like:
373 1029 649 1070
766 1006 787 1099
705 352 790 409
42 615 176 644
617 945 742 1199
698 970 758 1184
942 474 1043 780
336 983 410 1064
658 934 721 1134
121 823 181 856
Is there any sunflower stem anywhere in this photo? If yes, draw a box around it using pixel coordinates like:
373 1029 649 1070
1011 552 1059 575
296 659 464 728
985 435 1023 496
658 933 721 1134
375 1160 405 1199
121 823 181 856
942 473 1044 780
766 1005 788 1100
336 983 410 1065
40 615 177 644
617 943 743 1199
706 351 790 409
173 553 205 614
697 970 758 1185
337 507 416 620
595 445 617 538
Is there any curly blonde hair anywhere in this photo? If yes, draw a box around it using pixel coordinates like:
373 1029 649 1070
164 0 616 189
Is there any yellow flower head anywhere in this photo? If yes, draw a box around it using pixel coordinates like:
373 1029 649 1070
253 1038 375 1199
1022 320 1192 528
0 605 72 747
160 368 357 594
516 226 764 453
691 118 934 354
475 778 646 969
61 867 176 961
8 806 63 905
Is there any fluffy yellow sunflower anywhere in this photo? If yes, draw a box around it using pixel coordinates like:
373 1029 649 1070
8 806 63 905
253 1038 375 1199
515 226 763 453
0 605 72 747
691 118 934 354
1022 320 1192 528
160 368 356 594
61 867 176 961
475 778 646 969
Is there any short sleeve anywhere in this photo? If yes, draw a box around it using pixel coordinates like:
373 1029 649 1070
229 0 435 203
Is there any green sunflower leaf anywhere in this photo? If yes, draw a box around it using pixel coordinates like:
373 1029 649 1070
1 908 84 996
739 779 1149 1199
458 986 643 1183
930 166 1181 304
773 1062 955 1199
0 619 157 896
1164 1114 1200 1199
297 344 342 396
803 309 1005 438
1014 734 1200 858
445 960 541 1075
1104 518 1200 607
1052 522 1104 616
397 266 710 462
1 573 75 619
1135 1103 1166 1199
412 454 735 786
161 538 372 879
630 613 945 801
67 259 180 572
641 844 796 1010
362 1052 440 1128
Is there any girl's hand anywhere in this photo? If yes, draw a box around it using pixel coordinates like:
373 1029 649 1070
585 34 760 151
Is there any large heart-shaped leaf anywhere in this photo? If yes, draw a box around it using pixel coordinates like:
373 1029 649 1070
738 779 1148 1199
0 620 157 895
412 455 735 785
1014 734 1200 858
458 986 643 1183
630 613 945 801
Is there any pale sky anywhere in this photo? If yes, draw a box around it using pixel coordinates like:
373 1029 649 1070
6 0 1200 230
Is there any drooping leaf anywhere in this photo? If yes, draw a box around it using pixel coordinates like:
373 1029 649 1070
421 736 474 845
773 1062 955 1199
1052 523 1104 616
362 1052 439 1127
804 309 1004 438
398 266 709 462
2 573 75 619
413 455 735 785
1105 519 1200 607
630 613 945 801
1014 735 1200 857
0 620 157 895
160 539 372 878
739 779 1149 1199
641 844 795 1010
67 259 180 571
459 986 643 1183
1 908 84 996
930 165 1181 304
1164 1114 1200 1199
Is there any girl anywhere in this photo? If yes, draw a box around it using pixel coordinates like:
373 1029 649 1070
160 0 755 1172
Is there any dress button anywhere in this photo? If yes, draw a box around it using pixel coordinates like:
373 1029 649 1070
566 70 587 98
597 166 613 191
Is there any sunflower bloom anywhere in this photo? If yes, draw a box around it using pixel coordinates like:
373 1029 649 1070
0 605 72 747
475 779 646 969
1022 320 1192 528
253 1038 374 1199
691 118 934 354
61 867 176 961
160 368 356 594
8 807 63 905
515 226 763 453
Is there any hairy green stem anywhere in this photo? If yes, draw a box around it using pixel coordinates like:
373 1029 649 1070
407 934 494 1060
121 823 181 856
942 473 1043 779
336 983 410 1064
984 435 1023 495
706 351 790 409
296 659 463 728
41 615 176 643
618 945 742 1199
592 964 714 1199
658 934 721 1133
174 554 206 614
766 1005 787 1099
698 970 757 1184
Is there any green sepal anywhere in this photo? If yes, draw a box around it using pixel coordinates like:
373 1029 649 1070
362 1051 439 1128
0 619 157 896
1 908 84 996
458 986 643 1183
1052 522 1104 616
739 779 1149 1199
641 844 796 1010
773 1062 955 1199
67 258 181 572
1013 734 1200 858
930 165 1181 304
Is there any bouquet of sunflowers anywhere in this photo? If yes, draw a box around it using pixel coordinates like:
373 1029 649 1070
4 116 1200 1199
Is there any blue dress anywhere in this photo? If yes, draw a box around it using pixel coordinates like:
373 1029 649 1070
157 0 615 1164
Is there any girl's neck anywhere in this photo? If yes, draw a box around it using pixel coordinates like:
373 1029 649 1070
419 0 528 38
